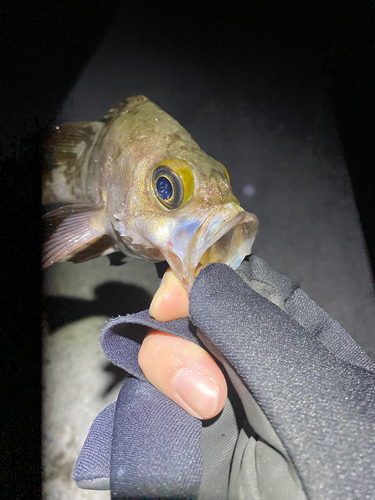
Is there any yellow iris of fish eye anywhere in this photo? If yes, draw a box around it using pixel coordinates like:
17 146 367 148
152 158 194 210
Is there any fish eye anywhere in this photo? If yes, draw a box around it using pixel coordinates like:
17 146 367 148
153 167 183 208
152 158 194 210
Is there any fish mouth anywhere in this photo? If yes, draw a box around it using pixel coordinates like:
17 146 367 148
165 206 259 290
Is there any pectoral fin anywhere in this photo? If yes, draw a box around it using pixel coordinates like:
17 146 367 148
43 204 115 268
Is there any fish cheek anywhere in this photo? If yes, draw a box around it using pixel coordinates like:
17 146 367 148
112 205 168 261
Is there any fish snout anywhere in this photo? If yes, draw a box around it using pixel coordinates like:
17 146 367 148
165 205 259 290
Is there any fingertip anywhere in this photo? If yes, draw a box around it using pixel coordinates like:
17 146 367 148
150 269 189 321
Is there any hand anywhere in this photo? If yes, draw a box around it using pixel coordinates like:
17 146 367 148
75 258 375 498
138 269 228 420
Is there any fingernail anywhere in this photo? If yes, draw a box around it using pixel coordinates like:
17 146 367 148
172 370 219 419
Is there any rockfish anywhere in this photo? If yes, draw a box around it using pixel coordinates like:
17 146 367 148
42 95 259 290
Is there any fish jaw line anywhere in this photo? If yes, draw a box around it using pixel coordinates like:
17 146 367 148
162 206 259 291
189 209 259 288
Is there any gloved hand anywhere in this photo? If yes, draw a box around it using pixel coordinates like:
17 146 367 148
73 256 375 500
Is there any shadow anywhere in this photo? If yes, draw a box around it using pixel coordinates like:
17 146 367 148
107 252 129 266
102 363 130 398
328 10 375 281
100 323 150 397
155 261 169 279
43 282 152 334
2 2 124 491
110 322 150 344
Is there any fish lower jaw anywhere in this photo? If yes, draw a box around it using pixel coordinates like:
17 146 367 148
174 210 259 291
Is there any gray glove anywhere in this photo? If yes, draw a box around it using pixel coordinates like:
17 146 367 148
73 256 375 500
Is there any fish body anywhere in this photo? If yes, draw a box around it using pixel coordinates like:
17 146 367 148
43 95 258 290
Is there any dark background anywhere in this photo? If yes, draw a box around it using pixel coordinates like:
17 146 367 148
1 0 374 497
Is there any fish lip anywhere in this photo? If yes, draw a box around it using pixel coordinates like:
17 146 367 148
180 207 258 290
195 210 256 263
152 206 258 291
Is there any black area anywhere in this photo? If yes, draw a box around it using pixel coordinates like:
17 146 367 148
1 0 374 495
0 124 44 498
108 252 128 266
1 1 123 497
102 363 129 398
100 323 150 397
111 322 150 345
0 0 123 148
328 4 375 279
44 282 151 333
155 261 170 280
101 323 151 397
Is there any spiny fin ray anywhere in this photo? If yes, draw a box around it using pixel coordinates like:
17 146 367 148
102 95 149 123
42 122 104 204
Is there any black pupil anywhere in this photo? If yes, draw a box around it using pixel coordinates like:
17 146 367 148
156 176 173 200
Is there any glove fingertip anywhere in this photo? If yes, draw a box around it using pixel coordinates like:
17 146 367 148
75 478 110 490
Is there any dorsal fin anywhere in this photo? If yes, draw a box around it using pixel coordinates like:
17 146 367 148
102 95 149 123
42 121 104 204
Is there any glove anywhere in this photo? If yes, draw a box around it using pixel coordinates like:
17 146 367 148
72 255 375 500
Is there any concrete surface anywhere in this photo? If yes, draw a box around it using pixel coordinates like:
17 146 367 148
42 8 375 500
43 259 158 499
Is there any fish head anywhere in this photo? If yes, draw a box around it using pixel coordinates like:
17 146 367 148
107 97 259 290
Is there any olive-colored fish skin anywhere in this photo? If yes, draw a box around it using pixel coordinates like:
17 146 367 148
43 95 259 289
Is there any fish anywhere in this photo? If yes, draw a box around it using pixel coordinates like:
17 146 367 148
42 95 259 290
